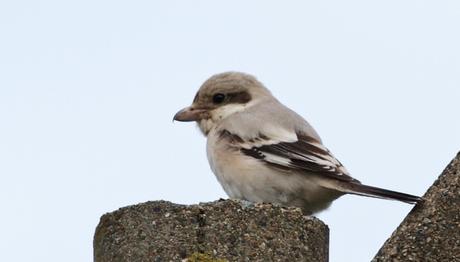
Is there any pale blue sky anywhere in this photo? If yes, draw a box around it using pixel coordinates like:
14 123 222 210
0 1 459 261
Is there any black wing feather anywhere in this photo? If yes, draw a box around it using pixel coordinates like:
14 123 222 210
240 132 358 183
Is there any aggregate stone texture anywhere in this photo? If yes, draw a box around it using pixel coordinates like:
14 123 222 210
94 199 329 261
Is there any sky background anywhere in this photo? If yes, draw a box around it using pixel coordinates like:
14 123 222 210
1 1 459 261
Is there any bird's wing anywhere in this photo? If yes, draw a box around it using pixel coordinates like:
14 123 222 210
219 129 359 183
220 129 421 204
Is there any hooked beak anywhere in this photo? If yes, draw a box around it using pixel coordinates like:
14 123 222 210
173 106 207 122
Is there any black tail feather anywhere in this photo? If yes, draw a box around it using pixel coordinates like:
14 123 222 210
343 183 422 204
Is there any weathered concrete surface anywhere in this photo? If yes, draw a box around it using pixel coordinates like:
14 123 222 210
94 200 329 262
373 152 460 262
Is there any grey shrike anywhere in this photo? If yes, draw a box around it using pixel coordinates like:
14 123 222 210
174 72 421 214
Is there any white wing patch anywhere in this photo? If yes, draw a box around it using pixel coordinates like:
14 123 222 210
262 152 293 166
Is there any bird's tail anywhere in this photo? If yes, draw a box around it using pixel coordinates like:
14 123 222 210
337 182 422 204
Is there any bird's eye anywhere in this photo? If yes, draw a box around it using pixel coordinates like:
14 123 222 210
212 93 226 104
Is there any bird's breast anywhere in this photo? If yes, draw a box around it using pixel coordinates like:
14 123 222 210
205 129 343 213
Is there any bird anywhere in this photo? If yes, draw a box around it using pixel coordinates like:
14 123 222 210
173 72 421 214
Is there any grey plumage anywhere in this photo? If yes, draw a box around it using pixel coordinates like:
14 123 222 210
174 72 421 214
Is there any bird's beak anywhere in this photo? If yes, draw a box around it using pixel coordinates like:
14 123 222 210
173 106 207 122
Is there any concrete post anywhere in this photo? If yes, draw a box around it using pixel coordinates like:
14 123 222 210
94 200 329 261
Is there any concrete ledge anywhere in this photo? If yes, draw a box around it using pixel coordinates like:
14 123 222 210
94 200 329 261
373 152 460 261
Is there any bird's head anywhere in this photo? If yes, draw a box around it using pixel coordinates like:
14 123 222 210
173 72 272 135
